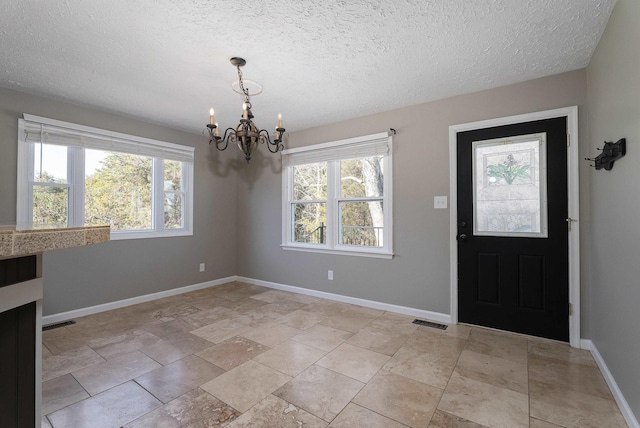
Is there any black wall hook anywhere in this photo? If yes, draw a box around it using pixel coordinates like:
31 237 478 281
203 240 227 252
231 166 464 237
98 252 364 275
585 138 626 171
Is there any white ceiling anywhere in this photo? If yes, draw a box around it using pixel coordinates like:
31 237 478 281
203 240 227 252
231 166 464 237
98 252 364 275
0 0 616 135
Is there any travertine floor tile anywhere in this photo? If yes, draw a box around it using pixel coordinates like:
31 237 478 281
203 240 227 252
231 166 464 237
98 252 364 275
529 380 627 428
72 351 160 396
134 354 224 403
528 353 613 399
320 312 376 333
240 322 303 347
42 327 88 354
528 337 598 367
464 328 528 364
428 409 487 427
226 394 327 428
196 336 270 370
292 324 353 352
438 373 529 428
454 349 528 394
274 365 364 423
383 344 459 389
124 388 240 427
346 328 408 356
253 340 326 376
48 381 161 428
87 329 161 359
329 403 407 427
279 309 326 330
353 370 442 428
190 318 254 343
42 345 105 382
39 282 627 428
42 374 89 415
317 342 389 382
201 360 291 412
365 312 419 337
529 417 564 428
140 334 214 365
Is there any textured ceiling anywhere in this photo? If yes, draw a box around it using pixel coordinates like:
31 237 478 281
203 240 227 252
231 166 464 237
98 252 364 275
0 0 616 135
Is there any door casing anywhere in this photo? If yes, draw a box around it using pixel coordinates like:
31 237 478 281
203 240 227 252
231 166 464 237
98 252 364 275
448 106 580 347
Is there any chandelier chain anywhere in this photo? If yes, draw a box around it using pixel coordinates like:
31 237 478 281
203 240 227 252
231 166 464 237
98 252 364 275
237 65 250 103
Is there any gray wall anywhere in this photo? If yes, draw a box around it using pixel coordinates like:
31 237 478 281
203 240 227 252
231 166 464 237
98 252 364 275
587 0 640 418
236 70 591 330
0 87 237 315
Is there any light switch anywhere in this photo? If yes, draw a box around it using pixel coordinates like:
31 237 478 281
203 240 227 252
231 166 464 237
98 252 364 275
434 196 448 209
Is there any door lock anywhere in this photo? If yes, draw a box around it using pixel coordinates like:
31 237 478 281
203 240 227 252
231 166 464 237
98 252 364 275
457 233 469 242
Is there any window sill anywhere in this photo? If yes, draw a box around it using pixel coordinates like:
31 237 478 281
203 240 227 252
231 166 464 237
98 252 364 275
281 244 394 259
110 229 193 241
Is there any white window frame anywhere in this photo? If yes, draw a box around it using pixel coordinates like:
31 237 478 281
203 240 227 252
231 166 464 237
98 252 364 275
16 114 194 240
281 131 393 259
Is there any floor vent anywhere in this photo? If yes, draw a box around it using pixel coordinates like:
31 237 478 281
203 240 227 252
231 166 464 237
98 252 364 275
43 320 76 331
412 319 448 330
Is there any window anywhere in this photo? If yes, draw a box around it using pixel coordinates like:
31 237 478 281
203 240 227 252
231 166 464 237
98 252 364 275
17 114 194 239
282 132 393 258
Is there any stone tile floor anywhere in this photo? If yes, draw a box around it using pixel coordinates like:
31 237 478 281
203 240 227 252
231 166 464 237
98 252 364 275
41 282 628 427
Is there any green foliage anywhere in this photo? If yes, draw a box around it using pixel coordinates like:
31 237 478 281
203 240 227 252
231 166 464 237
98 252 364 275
85 153 152 230
33 171 67 226
487 154 530 185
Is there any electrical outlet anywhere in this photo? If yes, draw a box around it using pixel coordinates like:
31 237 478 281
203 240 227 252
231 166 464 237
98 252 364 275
328 270 334 280
199 263 205 272
434 196 448 209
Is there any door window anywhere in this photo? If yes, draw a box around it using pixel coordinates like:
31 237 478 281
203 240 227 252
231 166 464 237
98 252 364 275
472 133 547 238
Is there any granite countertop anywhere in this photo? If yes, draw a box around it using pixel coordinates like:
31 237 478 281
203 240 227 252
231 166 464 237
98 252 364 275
0 225 110 258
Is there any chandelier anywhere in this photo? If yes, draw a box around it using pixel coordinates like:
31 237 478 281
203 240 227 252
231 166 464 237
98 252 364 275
206 57 285 163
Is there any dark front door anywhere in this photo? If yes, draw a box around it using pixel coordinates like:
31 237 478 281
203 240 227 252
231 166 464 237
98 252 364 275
457 117 569 341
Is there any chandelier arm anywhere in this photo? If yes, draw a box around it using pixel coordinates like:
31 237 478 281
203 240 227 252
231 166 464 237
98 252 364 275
215 128 237 151
259 129 284 154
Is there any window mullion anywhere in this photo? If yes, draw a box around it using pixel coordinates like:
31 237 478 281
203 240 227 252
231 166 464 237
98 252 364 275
153 158 163 232
69 147 85 227
327 160 338 248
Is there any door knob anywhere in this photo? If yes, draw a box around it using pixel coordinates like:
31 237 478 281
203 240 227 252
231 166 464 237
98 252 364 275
458 233 469 242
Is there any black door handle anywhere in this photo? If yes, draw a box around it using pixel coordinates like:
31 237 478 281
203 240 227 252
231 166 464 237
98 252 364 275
458 233 469 242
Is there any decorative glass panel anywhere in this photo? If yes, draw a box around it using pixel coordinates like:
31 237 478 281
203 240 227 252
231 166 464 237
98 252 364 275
340 201 384 247
340 156 384 198
33 185 68 226
293 163 327 201
473 133 547 238
292 202 326 244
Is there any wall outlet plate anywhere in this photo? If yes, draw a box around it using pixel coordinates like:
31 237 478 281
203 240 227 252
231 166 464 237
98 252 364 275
328 270 334 280
199 263 205 272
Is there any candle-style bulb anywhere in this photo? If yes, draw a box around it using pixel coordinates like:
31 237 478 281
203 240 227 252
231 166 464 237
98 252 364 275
277 113 283 129
209 108 215 125
214 123 219 137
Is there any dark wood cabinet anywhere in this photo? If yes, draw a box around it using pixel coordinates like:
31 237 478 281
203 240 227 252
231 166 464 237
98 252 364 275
0 255 38 428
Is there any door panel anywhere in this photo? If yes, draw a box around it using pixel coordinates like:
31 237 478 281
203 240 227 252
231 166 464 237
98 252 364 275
457 117 569 341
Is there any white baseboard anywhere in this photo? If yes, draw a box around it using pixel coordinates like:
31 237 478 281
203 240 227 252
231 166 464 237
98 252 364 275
581 339 639 428
42 276 238 325
237 276 452 324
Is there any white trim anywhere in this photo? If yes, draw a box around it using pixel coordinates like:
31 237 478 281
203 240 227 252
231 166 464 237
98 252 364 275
23 113 194 155
0 277 43 313
448 106 581 347
42 276 237 325
281 245 394 259
580 339 640 428
237 276 452 324
281 131 392 155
